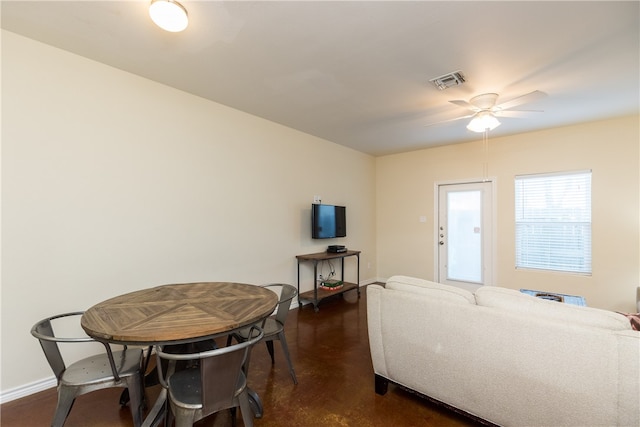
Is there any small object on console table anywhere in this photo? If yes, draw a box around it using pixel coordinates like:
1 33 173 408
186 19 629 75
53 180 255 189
320 279 344 291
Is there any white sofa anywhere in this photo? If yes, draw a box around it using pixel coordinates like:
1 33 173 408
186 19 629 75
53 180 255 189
367 276 640 426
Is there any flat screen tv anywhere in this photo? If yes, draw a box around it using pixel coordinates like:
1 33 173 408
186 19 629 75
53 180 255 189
312 204 346 239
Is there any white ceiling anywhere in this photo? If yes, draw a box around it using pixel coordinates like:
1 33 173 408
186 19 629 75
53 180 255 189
2 1 638 156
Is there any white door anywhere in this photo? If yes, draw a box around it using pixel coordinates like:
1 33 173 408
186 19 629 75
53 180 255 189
437 181 493 288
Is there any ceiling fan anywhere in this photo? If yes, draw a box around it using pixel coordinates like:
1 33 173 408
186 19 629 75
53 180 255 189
425 90 546 132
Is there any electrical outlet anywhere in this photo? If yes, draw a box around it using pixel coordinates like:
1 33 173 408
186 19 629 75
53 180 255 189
313 195 321 203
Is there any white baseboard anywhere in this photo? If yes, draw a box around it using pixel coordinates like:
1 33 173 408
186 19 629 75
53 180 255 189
1 376 56 404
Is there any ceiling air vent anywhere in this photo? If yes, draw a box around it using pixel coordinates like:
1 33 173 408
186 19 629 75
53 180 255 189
429 71 465 90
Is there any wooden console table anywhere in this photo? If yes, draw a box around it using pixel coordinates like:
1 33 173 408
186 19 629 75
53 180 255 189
296 250 360 311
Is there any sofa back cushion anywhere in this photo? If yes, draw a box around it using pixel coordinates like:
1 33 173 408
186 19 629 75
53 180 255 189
385 275 476 304
475 286 631 331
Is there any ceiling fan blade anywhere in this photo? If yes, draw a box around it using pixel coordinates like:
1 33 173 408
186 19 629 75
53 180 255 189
495 90 546 111
449 100 480 112
424 113 475 128
495 109 543 118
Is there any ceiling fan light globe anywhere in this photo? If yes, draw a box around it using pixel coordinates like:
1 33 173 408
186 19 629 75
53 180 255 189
467 112 501 133
149 0 188 32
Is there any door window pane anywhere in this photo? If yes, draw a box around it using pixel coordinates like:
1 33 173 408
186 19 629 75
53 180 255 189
448 190 482 282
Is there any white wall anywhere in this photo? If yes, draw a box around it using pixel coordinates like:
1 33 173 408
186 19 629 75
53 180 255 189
376 115 639 312
0 30 376 396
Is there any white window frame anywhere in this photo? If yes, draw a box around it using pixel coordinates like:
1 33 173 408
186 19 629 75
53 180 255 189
515 170 592 275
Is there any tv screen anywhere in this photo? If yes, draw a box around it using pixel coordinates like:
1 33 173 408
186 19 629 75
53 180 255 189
312 204 346 239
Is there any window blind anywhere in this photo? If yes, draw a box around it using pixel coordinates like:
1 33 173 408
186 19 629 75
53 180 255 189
515 171 592 274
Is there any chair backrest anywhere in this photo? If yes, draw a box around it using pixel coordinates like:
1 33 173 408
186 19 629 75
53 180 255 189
263 284 297 326
157 326 264 414
30 312 92 381
199 343 251 413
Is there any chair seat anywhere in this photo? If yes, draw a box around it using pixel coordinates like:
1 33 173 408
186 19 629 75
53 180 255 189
168 364 248 410
61 348 143 386
168 367 202 409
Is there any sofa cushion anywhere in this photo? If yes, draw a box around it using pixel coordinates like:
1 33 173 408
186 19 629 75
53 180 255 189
385 275 476 304
475 286 631 331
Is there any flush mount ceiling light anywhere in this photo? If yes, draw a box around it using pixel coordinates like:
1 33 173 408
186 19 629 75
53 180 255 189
466 111 501 133
149 0 188 32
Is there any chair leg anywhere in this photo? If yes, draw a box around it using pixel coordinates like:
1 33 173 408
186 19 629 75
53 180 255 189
244 345 254 375
165 401 175 427
230 407 237 427
125 374 144 427
52 386 77 427
277 332 298 385
238 390 254 427
172 405 196 427
265 340 275 364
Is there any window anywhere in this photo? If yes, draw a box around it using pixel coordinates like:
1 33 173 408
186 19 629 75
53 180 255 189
515 171 592 274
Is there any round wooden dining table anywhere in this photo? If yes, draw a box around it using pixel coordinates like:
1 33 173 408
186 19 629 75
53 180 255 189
82 281 278 345
81 282 279 427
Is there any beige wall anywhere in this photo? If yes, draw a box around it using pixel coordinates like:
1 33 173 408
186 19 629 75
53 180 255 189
377 115 639 312
2 27 638 400
1 31 376 395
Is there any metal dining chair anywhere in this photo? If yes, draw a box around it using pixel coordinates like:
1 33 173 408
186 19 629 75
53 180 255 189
30 312 144 427
227 283 298 385
156 325 264 427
